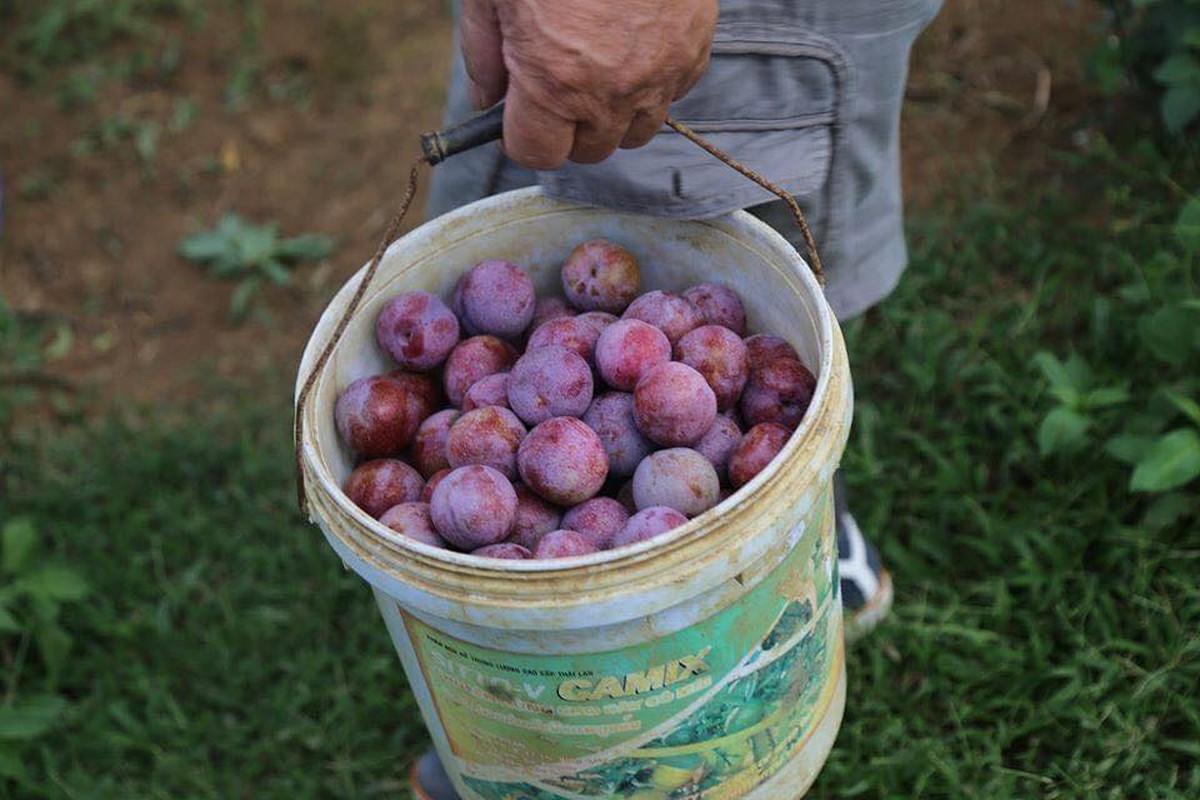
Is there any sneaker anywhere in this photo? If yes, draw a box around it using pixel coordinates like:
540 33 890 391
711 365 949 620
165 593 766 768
410 750 460 800
834 474 894 642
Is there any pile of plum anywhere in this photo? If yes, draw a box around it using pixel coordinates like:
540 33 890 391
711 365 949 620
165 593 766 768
334 239 816 560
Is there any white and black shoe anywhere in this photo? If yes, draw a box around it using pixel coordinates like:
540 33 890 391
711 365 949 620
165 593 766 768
835 474 894 642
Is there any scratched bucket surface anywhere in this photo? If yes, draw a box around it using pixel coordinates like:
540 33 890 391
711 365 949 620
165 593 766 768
296 187 853 800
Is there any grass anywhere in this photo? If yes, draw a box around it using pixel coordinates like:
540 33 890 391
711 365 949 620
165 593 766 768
816 136 1200 798
4 396 425 798
3 143 1199 799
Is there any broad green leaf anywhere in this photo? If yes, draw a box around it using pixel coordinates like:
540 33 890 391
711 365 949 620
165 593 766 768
1084 386 1131 410
1139 305 1200 365
1039 408 1092 457
178 229 235 262
1033 351 1087 407
229 276 262 321
232 221 278 267
0 695 68 741
1154 53 1200 85
1131 429 1200 492
1162 388 1200 427
1143 491 1196 529
1106 433 1158 465
29 593 59 625
206 254 247 277
1116 281 1153 304
1063 353 1092 389
2 518 36 575
277 233 335 262
259 259 293 286
1162 85 1200 133
0 606 19 633
16 564 89 601
217 213 248 237
1176 197 1200 254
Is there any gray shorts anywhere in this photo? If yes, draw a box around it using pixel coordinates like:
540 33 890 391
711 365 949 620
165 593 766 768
428 0 943 321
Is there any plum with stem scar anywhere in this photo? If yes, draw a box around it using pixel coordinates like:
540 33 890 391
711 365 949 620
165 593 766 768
561 239 641 313
375 291 459 371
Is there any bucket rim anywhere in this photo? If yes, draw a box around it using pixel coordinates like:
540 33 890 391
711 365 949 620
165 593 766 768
296 186 844 576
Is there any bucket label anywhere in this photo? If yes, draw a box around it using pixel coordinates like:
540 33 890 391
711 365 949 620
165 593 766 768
402 499 840 799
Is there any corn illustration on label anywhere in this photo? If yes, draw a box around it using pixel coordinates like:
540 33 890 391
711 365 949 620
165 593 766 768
403 498 840 799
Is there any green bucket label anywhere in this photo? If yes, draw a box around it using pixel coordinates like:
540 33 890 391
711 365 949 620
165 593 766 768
403 498 841 799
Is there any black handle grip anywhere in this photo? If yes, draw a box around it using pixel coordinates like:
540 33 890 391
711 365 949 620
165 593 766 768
421 102 505 165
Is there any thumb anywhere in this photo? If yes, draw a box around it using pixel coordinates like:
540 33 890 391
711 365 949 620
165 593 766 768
460 0 507 109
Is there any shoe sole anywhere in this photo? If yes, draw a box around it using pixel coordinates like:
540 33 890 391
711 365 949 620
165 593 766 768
844 568 893 643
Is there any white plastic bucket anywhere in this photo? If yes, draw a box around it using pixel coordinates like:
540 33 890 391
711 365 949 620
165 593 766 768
296 187 853 799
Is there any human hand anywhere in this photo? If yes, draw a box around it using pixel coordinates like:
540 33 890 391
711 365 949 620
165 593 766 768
460 0 718 169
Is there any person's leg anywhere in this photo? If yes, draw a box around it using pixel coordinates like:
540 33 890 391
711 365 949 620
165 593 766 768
750 195 900 642
740 0 942 642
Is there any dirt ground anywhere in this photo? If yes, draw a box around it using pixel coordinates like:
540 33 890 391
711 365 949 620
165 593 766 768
0 0 1101 406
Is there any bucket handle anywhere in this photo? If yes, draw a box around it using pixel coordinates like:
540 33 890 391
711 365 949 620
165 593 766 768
295 106 825 513
421 102 825 283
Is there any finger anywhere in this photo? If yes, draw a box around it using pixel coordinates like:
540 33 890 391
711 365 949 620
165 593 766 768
502 84 575 170
677 2 719 99
674 44 714 100
569 118 628 164
619 108 666 150
460 0 507 109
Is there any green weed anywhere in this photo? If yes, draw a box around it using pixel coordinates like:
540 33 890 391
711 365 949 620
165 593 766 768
2 399 423 798
0 0 204 84
1090 0 1200 132
68 111 164 180
816 133 1199 798
0 518 91 788
178 214 336 322
0 300 75 477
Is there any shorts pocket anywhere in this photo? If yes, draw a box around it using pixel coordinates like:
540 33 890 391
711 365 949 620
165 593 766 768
539 20 853 268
